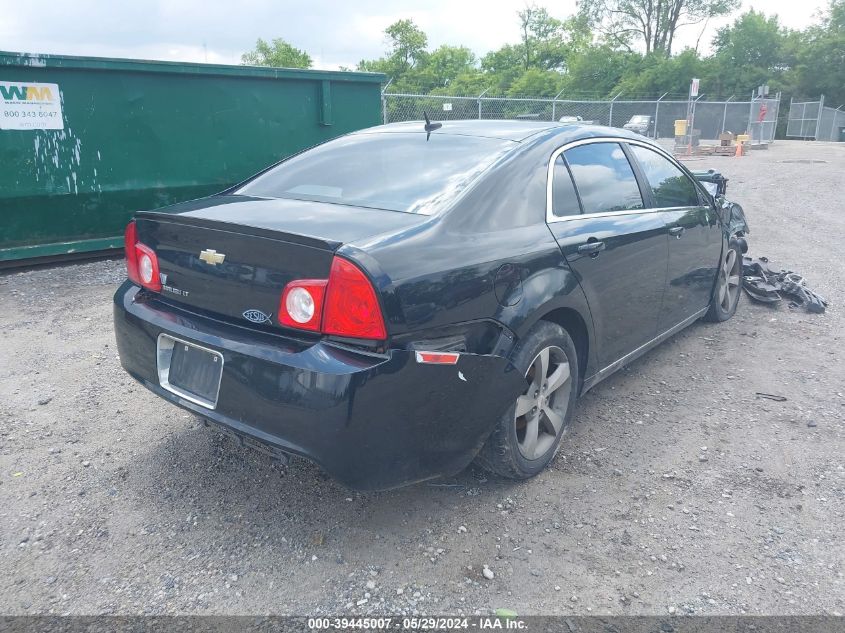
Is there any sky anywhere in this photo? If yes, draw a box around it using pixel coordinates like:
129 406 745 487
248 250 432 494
0 0 832 71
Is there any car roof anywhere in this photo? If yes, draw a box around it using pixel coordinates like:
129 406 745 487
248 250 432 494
354 120 655 146
355 119 562 142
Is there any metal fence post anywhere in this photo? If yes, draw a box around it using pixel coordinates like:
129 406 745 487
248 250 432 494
747 91 755 137
551 88 565 122
654 93 667 139
721 95 734 134
381 78 392 124
815 94 826 140
802 101 808 137
477 88 489 120
608 92 622 126
691 94 703 141
787 96 793 137
770 92 781 144
831 105 844 141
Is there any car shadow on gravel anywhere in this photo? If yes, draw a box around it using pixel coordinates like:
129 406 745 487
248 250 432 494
124 318 710 546
125 416 530 541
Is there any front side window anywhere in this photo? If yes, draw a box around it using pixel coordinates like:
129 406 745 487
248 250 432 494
630 145 700 208
236 132 515 215
564 143 644 214
551 156 581 217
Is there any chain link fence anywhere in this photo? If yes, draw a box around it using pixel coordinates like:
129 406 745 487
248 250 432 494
787 96 845 141
383 92 780 143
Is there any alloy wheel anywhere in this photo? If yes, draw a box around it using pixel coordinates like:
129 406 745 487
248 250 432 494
718 248 741 311
514 345 572 460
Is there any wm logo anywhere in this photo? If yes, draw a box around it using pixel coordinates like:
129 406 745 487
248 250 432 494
0 85 54 101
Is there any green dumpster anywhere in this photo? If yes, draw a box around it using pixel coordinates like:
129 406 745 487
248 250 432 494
0 51 384 264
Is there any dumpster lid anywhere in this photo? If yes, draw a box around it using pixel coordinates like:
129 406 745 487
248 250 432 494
0 50 386 83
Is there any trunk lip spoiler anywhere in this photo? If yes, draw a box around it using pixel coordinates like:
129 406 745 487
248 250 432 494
134 211 343 252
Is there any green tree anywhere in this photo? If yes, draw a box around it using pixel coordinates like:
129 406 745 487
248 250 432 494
358 19 429 81
793 0 845 104
519 5 564 69
427 45 477 82
358 1 845 109
710 11 793 96
241 38 312 68
614 48 711 96
562 45 638 96
430 72 492 97
507 68 566 96
480 8 593 93
481 44 526 92
407 45 478 91
386 19 428 73
578 0 741 55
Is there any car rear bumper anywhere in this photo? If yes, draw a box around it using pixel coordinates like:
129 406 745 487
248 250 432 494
113 281 524 490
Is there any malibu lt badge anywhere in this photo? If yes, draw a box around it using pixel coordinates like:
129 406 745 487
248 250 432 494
160 273 190 298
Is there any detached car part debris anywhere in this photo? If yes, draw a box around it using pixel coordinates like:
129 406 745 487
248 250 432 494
742 256 828 313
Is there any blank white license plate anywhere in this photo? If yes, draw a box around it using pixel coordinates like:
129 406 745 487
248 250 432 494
156 335 224 409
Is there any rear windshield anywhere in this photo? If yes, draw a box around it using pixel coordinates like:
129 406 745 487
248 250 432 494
630 115 650 122
235 132 515 215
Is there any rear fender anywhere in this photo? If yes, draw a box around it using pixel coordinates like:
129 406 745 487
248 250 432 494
497 261 598 382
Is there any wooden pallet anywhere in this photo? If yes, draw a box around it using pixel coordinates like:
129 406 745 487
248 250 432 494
673 145 717 156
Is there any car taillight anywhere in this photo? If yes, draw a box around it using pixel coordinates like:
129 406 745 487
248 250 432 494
278 280 327 332
277 256 387 341
124 220 162 292
135 243 162 291
124 221 140 285
323 257 387 340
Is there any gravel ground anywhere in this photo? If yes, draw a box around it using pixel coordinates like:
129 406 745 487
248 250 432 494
1 140 843 617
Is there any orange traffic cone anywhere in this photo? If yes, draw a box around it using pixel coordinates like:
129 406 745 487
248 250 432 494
734 140 743 157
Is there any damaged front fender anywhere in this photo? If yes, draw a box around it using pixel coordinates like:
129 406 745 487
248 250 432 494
722 199 750 240
691 169 750 241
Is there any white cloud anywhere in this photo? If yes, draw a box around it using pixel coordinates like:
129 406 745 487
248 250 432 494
0 0 830 70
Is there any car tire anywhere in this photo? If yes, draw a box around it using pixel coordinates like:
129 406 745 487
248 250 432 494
475 320 579 480
703 241 743 322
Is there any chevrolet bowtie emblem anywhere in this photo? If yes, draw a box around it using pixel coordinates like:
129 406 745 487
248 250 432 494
199 249 226 265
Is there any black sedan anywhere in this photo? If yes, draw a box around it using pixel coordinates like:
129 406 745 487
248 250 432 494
113 120 748 490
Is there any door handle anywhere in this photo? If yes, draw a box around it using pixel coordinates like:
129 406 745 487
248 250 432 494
668 226 685 238
577 241 606 256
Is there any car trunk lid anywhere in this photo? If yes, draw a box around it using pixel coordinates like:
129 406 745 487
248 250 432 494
134 195 423 331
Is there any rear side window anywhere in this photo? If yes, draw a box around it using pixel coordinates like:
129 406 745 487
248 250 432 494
551 156 582 217
630 145 700 208
564 143 644 214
